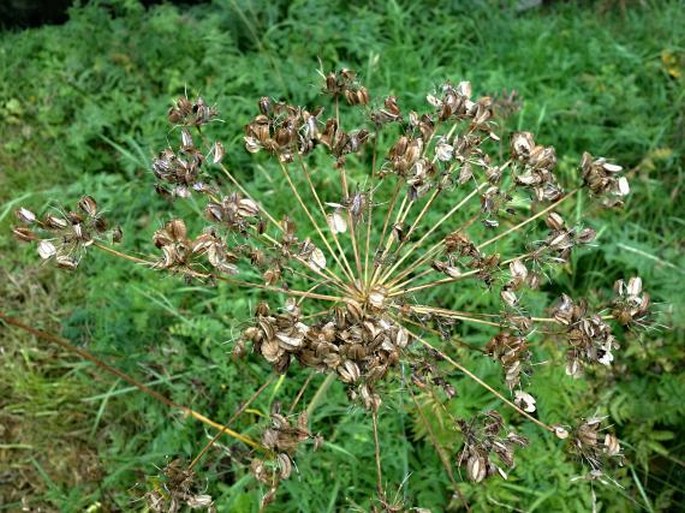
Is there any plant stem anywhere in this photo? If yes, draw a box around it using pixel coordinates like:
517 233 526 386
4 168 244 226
0 312 262 449
378 185 485 287
371 409 385 501
297 155 357 282
188 376 275 471
306 372 337 417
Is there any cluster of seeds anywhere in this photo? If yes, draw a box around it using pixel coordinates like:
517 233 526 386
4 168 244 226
485 332 531 391
553 294 619 377
13 196 119 269
457 411 529 483
242 299 408 409
581 151 630 205
152 219 238 275
568 417 623 472
144 459 215 513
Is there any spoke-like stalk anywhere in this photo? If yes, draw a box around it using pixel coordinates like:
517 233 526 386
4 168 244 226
189 376 275 471
376 181 402 264
297 156 356 282
339 165 364 280
389 248 541 298
378 184 486 287
216 162 281 229
397 304 502 327
387 267 435 294
385 213 480 292
279 161 353 285
0 312 262 449
371 122 463 287
295 277 336 306
363 187 374 286
93 242 346 304
477 189 579 251
259 232 350 293
177 156 351 292
287 373 315 415
370 194 410 286
406 328 554 433
389 268 480 298
375 187 442 284
93 242 152 265
396 314 486 354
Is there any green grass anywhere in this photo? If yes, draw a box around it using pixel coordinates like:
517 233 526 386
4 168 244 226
1 0 683 511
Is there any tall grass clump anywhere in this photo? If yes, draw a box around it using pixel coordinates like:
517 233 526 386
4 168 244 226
6 64 660 511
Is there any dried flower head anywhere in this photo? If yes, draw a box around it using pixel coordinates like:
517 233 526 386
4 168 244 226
13 69 654 507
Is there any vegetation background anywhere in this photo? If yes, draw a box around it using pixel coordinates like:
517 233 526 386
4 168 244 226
1 0 683 511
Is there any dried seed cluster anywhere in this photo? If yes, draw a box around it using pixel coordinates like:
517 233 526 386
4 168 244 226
144 459 215 513
242 299 408 409
457 411 529 483
251 408 320 510
569 417 623 471
13 196 120 269
152 219 238 275
553 294 619 377
485 332 531 391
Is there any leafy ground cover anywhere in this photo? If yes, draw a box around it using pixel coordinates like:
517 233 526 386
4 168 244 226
1 1 683 511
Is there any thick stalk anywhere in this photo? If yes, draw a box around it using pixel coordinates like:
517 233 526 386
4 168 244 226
0 313 261 448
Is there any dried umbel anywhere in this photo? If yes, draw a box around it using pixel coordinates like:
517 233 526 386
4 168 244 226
567 417 624 472
144 459 215 513
13 69 653 508
457 411 529 483
13 196 120 270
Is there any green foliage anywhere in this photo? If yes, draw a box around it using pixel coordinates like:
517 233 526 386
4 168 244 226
1 0 683 511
